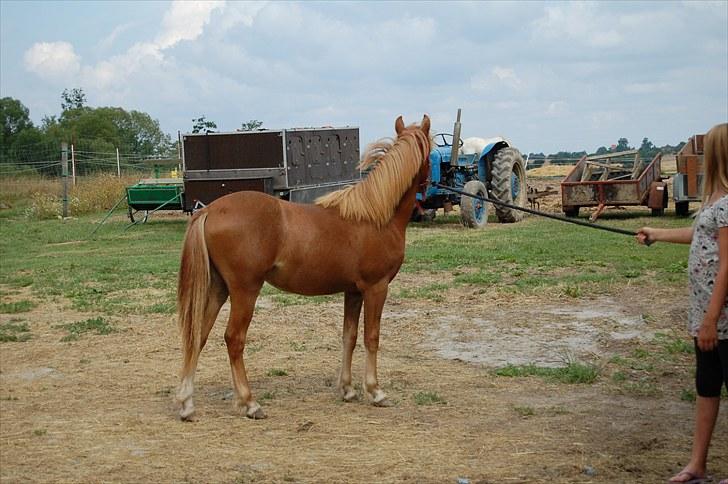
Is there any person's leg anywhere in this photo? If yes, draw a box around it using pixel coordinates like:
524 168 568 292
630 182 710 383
669 340 723 483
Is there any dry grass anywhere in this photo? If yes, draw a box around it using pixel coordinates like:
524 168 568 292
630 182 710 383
0 175 59 205
527 165 576 177
0 174 140 219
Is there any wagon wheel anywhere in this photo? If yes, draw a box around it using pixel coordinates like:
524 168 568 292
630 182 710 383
563 206 580 218
651 187 669 217
411 208 437 223
127 205 149 224
490 147 527 223
460 180 488 229
675 201 690 216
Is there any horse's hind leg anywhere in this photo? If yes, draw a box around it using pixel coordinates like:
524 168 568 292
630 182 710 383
224 286 265 419
338 291 362 401
178 271 228 420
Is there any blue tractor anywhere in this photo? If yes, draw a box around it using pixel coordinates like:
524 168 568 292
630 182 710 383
415 109 528 228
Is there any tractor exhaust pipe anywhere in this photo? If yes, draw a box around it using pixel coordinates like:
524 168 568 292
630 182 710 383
450 108 462 167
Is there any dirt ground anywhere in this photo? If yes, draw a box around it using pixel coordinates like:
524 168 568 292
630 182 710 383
1 172 725 483
2 271 726 483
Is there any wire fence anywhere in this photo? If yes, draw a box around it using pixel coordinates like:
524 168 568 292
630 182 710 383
0 140 180 180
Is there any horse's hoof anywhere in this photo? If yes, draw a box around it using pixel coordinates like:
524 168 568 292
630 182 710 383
372 398 393 408
179 408 196 422
342 388 358 402
247 407 267 419
246 402 267 419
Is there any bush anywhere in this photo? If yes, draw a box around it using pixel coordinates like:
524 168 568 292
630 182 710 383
21 174 134 219
24 192 61 219
70 173 131 214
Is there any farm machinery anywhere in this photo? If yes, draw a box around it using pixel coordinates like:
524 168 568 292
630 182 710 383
120 113 529 229
673 133 705 216
560 150 668 221
415 109 528 228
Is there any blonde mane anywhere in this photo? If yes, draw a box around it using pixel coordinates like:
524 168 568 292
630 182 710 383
315 127 431 228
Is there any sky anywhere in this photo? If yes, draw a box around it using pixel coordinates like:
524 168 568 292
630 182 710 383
1 0 727 154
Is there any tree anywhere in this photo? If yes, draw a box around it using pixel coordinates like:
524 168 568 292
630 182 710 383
40 104 172 160
239 119 263 131
192 116 217 134
638 137 660 160
61 88 87 112
616 137 631 152
595 146 609 155
1 97 35 158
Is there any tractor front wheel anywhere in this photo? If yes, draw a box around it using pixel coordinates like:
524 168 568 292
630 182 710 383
460 180 488 229
491 147 527 223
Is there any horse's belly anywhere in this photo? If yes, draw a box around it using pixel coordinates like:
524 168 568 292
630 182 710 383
265 268 355 296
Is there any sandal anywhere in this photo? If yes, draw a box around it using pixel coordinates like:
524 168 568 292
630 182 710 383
668 470 711 484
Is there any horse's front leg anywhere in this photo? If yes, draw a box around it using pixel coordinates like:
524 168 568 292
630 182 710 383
362 282 391 406
338 291 362 401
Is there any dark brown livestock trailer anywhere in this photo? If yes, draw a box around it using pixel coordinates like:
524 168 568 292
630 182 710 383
181 127 361 211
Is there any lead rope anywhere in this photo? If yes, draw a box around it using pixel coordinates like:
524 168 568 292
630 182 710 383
433 183 651 245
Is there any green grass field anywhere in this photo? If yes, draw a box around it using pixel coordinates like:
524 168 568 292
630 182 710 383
0 210 690 316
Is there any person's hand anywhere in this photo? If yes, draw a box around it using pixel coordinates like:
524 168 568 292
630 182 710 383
636 227 656 245
697 319 718 352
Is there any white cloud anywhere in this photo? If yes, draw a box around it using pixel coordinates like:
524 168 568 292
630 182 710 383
624 81 672 95
23 41 80 81
25 1 228 94
220 1 267 30
533 3 622 48
471 66 524 91
546 101 568 116
98 21 138 51
155 0 225 50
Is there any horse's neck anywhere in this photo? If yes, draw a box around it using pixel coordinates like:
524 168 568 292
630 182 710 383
389 181 420 234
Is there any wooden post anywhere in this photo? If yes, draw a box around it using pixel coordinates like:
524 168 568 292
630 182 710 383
71 144 76 185
61 142 69 218
116 147 121 177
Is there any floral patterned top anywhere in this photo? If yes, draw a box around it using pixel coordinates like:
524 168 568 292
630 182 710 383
688 194 728 339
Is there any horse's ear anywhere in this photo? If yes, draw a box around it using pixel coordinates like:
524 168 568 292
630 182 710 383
395 116 405 135
421 115 431 135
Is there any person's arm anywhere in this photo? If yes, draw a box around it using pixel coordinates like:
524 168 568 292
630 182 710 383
697 226 728 351
636 226 693 245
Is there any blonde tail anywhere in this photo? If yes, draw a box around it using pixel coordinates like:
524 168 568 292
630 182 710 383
177 211 210 377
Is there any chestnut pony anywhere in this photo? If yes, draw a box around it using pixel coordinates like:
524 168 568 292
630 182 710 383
176 115 432 419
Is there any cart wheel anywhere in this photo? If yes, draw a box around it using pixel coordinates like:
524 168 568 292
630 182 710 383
652 188 668 216
411 208 437 223
675 201 690 216
563 206 579 217
128 206 149 223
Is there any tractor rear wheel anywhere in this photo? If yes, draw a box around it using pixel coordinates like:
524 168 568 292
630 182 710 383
460 180 488 229
491 147 527 223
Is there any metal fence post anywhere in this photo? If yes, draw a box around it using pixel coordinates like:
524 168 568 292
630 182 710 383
61 142 69 218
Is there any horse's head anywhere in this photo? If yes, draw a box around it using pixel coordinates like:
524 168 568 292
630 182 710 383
394 115 432 197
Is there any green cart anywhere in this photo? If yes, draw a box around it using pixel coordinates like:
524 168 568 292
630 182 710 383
125 178 184 223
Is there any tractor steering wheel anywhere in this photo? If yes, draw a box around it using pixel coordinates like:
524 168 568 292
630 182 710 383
433 133 463 149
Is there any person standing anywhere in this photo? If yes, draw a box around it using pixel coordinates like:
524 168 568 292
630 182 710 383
637 122 728 484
